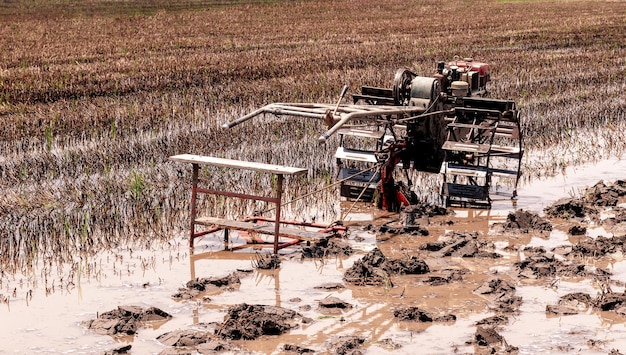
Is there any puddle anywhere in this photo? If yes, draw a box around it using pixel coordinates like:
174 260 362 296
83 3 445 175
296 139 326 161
502 282 626 355
3 157 626 354
525 229 572 250
509 157 626 214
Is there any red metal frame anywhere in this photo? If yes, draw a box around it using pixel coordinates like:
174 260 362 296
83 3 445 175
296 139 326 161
175 156 343 254
188 163 287 253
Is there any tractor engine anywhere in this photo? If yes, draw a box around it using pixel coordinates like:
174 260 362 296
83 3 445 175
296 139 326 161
349 56 522 208
435 57 491 97
225 56 522 210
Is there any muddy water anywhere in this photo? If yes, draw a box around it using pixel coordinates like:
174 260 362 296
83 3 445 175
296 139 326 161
2 157 626 354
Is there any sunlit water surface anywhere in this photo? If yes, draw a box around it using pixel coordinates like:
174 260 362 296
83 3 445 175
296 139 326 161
2 157 626 354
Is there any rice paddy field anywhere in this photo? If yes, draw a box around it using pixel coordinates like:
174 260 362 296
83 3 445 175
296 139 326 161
0 0 625 354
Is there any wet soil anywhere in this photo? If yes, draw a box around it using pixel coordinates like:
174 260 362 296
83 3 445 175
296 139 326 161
82 305 172 337
343 247 430 286
514 247 612 279
302 239 354 259
544 181 626 221
10 175 626 354
499 209 553 233
393 306 456 322
217 303 310 340
419 231 500 258
172 271 243 301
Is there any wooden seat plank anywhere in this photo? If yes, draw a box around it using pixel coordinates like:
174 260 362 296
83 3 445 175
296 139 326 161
170 154 307 176
196 217 331 242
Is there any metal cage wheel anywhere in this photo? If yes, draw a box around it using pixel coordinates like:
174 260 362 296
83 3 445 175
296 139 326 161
393 68 416 106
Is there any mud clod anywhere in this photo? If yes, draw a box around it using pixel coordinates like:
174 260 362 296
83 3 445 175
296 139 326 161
559 235 626 258
546 303 580 316
401 203 449 227
319 296 352 309
194 273 240 289
343 248 429 285
158 329 214 347
216 303 303 340
314 282 345 290
254 253 281 269
370 222 429 236
583 181 626 206
471 325 518 354
327 335 365 355
302 239 353 258
546 291 626 317
601 208 626 236
544 181 626 222
104 345 132 355
475 315 508 327
393 306 456 322
569 225 587 235
515 250 610 279
475 325 503 346
157 326 239 353
546 292 593 316
474 278 522 314
403 202 450 218
501 209 552 232
172 272 242 300
283 343 316 353
420 231 500 258
424 268 467 285
544 198 590 219
319 296 352 315
82 306 171 337
595 292 626 312
383 256 430 274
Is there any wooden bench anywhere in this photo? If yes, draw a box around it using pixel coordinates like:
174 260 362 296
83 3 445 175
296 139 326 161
170 154 310 253
195 217 332 244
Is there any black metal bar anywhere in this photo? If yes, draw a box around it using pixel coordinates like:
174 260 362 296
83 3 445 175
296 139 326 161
273 174 284 254
190 164 199 248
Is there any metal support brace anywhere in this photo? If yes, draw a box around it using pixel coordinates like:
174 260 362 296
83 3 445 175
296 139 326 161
273 174 284 254
170 154 307 253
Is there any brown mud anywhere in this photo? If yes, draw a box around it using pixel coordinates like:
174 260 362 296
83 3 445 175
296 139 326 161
72 180 626 354
5 174 626 354
82 305 172 337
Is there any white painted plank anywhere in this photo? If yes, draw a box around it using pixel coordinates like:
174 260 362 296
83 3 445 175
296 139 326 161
169 154 307 175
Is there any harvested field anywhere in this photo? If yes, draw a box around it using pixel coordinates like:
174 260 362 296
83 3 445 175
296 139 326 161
0 0 625 354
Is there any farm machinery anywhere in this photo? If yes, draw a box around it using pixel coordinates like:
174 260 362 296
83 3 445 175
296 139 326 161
223 57 523 210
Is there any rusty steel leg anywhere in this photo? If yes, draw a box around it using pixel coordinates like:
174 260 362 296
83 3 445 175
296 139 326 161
223 229 229 251
190 254 196 280
190 163 199 249
273 174 284 254
274 268 280 307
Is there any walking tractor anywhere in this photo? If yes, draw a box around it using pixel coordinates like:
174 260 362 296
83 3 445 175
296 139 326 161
223 57 523 210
